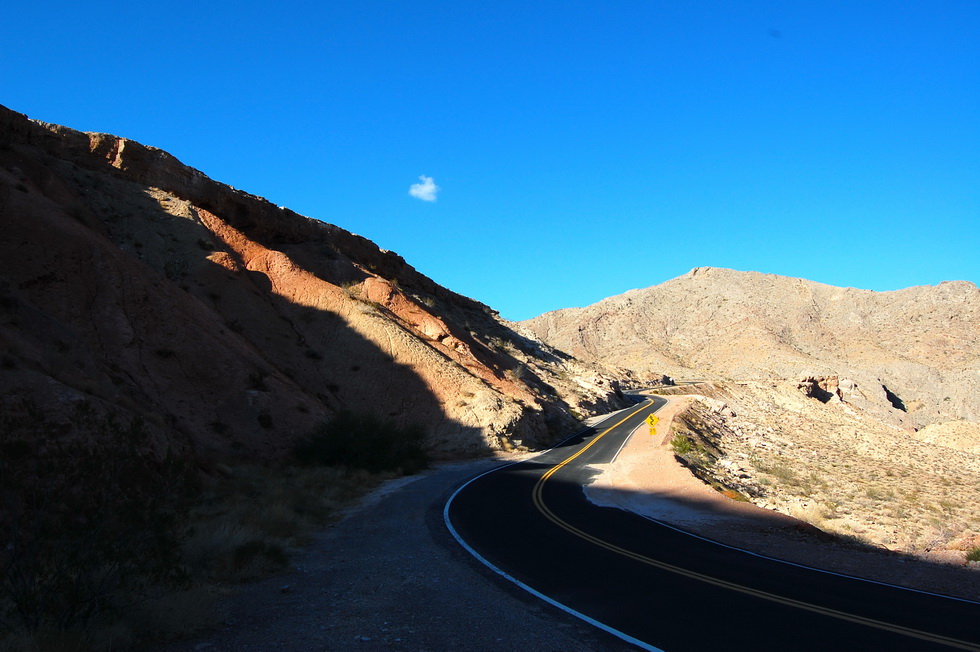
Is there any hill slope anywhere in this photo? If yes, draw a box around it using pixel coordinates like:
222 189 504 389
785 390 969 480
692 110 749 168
522 266 980 429
0 104 625 464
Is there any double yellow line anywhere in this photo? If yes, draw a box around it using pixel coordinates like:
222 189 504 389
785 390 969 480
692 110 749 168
531 401 980 651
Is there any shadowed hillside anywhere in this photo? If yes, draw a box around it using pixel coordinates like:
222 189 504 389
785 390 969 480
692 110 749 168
0 104 626 465
0 104 633 647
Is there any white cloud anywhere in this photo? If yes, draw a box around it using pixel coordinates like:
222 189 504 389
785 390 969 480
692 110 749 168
409 175 439 202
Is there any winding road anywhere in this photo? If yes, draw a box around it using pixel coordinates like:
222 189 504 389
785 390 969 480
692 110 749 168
445 397 980 651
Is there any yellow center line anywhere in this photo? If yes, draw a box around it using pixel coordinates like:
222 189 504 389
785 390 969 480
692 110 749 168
532 401 980 652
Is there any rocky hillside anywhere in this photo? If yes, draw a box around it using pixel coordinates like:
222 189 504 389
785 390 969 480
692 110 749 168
653 381 980 566
0 104 626 464
522 266 980 430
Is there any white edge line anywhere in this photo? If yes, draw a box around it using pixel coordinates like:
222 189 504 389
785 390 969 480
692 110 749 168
609 413 980 607
444 398 979 652
609 396 662 463
631 501 980 606
443 461 665 652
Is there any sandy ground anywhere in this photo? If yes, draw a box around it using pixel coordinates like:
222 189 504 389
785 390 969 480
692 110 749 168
585 398 980 602
586 398 802 529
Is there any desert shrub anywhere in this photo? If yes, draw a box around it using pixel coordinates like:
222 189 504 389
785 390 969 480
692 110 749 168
754 458 800 485
967 547 980 563
341 280 361 299
182 464 386 584
232 540 289 575
671 434 694 456
0 405 195 639
294 411 428 474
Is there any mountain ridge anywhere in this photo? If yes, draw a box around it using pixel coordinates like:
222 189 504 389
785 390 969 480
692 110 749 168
522 265 980 429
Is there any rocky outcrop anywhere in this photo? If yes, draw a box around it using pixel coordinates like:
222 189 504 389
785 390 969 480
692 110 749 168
0 104 626 464
797 376 842 403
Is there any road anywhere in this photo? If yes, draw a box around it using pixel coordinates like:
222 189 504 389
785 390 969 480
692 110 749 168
445 397 980 651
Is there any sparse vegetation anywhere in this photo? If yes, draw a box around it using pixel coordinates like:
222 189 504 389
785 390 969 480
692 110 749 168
0 405 194 646
488 336 508 352
670 433 693 456
341 280 361 299
660 383 980 562
754 458 800 485
294 410 429 474
0 402 424 650
416 294 436 308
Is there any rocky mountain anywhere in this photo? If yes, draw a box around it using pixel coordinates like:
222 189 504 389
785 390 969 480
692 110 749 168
522 266 980 430
0 104 626 465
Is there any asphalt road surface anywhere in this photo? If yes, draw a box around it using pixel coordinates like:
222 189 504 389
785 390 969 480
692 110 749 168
445 397 980 652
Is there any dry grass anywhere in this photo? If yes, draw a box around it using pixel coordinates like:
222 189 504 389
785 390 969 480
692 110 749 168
185 464 392 580
1 461 395 651
126 463 394 646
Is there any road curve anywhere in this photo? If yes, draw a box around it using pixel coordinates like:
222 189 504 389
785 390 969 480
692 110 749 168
444 398 980 652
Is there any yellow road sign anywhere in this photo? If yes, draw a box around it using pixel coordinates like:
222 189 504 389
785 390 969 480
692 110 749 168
646 413 659 436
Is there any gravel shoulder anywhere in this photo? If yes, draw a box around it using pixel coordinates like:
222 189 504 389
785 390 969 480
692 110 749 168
158 456 639 652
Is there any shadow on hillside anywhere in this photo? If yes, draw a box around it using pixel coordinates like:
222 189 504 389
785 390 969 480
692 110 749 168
0 136 487 460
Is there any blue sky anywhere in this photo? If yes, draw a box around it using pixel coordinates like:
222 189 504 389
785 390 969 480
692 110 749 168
3 1 978 320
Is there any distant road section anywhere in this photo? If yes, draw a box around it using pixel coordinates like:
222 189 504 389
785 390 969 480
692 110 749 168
445 398 980 651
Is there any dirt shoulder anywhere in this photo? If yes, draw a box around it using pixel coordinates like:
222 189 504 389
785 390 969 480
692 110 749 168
587 398 801 529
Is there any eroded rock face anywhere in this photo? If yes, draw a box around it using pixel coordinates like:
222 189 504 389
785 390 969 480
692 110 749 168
0 104 626 463
797 376 842 403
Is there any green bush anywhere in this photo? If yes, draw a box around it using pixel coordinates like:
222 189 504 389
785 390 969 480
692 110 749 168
294 411 428 474
671 434 694 456
967 547 980 563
